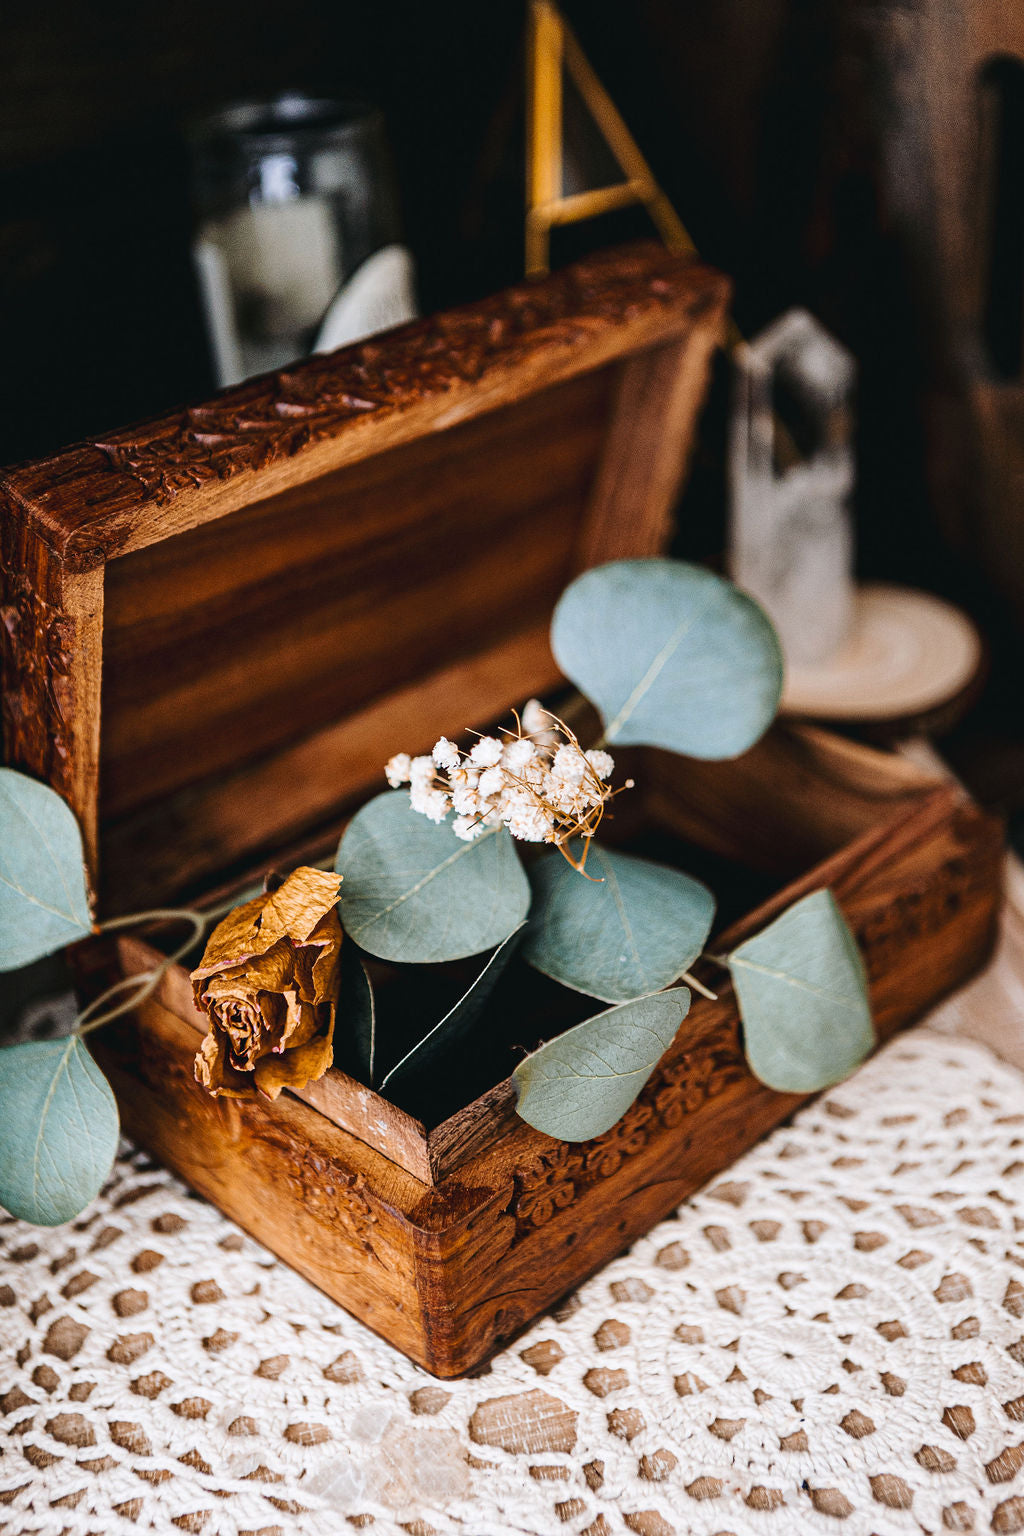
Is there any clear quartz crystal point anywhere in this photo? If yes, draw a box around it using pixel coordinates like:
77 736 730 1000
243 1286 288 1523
729 308 856 668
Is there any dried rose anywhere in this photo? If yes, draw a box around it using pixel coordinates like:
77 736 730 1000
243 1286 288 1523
191 866 342 1101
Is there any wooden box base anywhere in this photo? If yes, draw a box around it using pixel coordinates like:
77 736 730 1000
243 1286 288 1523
78 725 1003 1377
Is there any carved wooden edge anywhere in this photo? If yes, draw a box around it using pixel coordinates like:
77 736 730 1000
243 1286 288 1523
412 796 1004 1373
0 501 103 875
0 244 730 572
423 779 997 1183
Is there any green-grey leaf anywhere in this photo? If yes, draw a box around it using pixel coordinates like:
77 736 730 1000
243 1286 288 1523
729 889 875 1093
513 988 690 1141
551 558 783 759
0 769 93 971
336 792 530 963
381 924 524 1092
523 843 714 1003
336 951 377 1085
0 1037 119 1225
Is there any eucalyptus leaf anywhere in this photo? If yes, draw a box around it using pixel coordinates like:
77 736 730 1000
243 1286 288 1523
728 889 875 1093
381 924 524 1092
513 988 690 1141
335 951 377 1085
0 1037 119 1225
551 558 783 759
523 843 714 1003
0 769 93 971
336 792 530 963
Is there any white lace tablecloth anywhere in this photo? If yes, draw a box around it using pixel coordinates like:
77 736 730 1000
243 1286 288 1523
3 1023 1024 1536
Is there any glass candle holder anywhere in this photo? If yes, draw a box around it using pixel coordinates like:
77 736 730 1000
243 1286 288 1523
190 94 416 386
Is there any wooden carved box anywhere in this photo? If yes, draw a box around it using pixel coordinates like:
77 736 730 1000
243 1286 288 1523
0 243 1003 1377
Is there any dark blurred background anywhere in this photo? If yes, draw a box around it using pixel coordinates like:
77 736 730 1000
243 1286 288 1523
2 0 1023 804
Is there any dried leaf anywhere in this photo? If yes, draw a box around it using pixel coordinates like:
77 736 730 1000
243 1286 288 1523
195 866 342 973
252 1005 337 1099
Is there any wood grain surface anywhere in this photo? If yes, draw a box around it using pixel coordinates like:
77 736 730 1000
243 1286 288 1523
0 242 729 913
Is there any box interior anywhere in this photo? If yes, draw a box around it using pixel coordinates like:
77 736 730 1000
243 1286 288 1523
96 365 625 912
125 721 938 1141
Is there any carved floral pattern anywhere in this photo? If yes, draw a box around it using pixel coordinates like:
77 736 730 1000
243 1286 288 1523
81 246 706 510
513 1145 585 1230
250 1121 382 1267
0 513 74 794
511 1019 746 1237
93 386 378 504
289 1166 381 1266
854 850 998 982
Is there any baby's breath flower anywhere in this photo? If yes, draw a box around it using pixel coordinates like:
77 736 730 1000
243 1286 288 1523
384 704 629 871
410 782 451 823
452 782 481 818
478 765 505 799
502 737 536 772
522 698 560 745
545 776 584 818
506 802 555 842
432 737 461 771
469 736 503 767
409 754 436 785
385 752 412 787
551 744 586 785
452 814 485 841
586 749 615 781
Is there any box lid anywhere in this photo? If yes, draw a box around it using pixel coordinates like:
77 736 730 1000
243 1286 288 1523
0 242 729 913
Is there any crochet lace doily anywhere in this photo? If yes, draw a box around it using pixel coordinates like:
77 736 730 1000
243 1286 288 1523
2 1027 1024 1536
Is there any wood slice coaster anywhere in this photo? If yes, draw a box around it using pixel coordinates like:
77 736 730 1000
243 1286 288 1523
781 583 984 730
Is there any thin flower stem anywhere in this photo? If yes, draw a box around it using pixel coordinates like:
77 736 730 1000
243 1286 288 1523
73 972 162 1036
681 969 718 1002
74 909 207 1037
97 908 207 939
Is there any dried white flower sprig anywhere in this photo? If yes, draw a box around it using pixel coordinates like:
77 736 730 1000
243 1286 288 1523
385 700 631 871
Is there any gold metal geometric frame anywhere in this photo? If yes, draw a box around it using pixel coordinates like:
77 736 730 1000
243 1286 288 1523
525 0 697 276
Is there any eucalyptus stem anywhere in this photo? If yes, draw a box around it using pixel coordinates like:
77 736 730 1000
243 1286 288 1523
681 969 718 1001
73 908 206 1038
